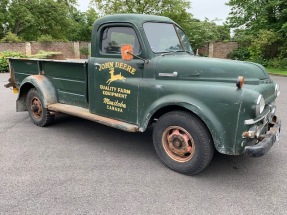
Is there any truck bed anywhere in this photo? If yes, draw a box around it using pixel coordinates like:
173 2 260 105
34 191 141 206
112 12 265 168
9 58 89 108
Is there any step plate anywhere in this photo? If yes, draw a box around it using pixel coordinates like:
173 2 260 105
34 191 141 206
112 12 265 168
48 103 139 132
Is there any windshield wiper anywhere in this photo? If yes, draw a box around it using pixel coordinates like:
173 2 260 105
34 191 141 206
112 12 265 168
184 50 195 55
161 50 185 56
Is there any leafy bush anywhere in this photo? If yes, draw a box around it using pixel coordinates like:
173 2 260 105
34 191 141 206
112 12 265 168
0 50 64 73
29 50 62 59
250 57 269 67
37 35 55 43
80 47 89 56
0 32 22 43
267 58 287 69
228 47 250 61
0 51 26 73
249 30 281 60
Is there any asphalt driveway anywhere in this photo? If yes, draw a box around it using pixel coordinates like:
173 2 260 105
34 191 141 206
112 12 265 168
0 73 286 215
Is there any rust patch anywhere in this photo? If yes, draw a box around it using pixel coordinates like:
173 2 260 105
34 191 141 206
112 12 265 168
31 96 43 119
242 131 249 138
5 60 18 89
4 78 17 88
33 75 45 81
242 131 256 138
162 126 195 163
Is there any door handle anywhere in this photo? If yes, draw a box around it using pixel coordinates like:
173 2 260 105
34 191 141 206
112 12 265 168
158 72 178 77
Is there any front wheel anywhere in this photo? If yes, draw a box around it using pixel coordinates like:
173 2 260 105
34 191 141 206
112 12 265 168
153 111 214 175
26 88 54 127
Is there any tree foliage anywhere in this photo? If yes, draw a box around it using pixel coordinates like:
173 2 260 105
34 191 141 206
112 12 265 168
227 0 287 61
187 18 230 49
92 0 190 17
67 8 99 41
0 0 98 41
90 0 230 49
0 0 229 49
227 0 287 33
0 32 22 43
0 0 9 38
0 0 73 40
91 0 191 31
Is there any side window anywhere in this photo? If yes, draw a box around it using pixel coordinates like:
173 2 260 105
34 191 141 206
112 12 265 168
101 26 141 55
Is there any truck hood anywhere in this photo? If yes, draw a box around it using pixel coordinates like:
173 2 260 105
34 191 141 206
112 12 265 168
155 55 269 82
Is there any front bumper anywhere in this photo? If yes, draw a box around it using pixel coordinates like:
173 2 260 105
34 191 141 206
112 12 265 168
243 116 281 157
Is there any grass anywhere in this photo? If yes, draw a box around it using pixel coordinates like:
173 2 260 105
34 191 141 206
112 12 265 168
266 68 287 76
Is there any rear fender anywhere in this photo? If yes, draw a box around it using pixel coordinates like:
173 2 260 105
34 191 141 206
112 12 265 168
17 75 58 111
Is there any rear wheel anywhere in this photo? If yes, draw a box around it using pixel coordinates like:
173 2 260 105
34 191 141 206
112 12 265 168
153 111 214 175
26 88 54 127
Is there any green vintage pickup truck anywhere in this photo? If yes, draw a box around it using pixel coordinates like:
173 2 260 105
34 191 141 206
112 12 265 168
5 14 281 175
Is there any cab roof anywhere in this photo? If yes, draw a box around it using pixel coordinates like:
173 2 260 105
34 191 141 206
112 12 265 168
93 14 175 28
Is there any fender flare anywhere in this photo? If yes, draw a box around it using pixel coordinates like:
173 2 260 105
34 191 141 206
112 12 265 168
17 75 58 111
139 95 227 154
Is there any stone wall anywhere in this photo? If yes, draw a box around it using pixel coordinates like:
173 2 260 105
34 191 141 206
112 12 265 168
0 41 238 60
0 43 27 54
197 44 209 57
31 42 75 58
0 42 90 59
79 42 90 59
198 42 238 59
213 42 238 59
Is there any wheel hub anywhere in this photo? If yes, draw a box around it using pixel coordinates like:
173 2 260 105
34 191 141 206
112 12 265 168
31 105 39 112
167 129 192 157
31 97 43 118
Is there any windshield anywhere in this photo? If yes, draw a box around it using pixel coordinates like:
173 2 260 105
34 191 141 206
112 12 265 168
143 22 193 54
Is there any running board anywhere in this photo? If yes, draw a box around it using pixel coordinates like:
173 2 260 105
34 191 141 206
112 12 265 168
48 103 139 132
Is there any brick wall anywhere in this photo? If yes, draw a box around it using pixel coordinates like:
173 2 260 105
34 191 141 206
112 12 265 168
213 42 238 59
197 44 209 57
0 43 27 54
0 41 239 60
198 42 238 59
79 42 90 59
31 42 75 58
0 42 90 59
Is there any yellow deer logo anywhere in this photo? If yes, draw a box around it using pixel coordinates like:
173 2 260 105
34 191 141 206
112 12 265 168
106 68 126 85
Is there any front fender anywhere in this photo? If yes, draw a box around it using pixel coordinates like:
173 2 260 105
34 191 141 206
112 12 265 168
139 94 229 154
17 75 58 111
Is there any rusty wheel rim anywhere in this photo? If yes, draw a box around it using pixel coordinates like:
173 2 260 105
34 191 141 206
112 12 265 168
30 97 43 119
162 126 195 163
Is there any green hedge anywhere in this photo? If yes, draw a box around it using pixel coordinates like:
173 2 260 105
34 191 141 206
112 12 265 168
228 47 287 69
0 50 63 73
267 58 287 69
0 51 26 73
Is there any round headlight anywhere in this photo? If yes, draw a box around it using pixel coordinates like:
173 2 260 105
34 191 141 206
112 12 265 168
275 84 280 97
255 94 265 116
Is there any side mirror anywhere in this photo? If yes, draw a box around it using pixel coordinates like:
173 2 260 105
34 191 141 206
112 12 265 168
121 44 133 61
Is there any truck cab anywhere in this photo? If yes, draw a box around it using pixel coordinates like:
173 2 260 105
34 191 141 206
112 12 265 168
88 14 189 125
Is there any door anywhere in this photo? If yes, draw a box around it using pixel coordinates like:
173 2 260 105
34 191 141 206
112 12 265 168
89 26 143 124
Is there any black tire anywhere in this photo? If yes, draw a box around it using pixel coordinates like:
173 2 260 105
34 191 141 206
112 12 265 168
153 111 214 175
26 88 54 127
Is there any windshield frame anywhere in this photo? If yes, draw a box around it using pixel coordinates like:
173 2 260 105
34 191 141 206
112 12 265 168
143 21 193 54
174 25 194 55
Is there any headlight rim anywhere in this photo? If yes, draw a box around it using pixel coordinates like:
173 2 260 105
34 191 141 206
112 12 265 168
255 94 265 116
275 84 280 97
